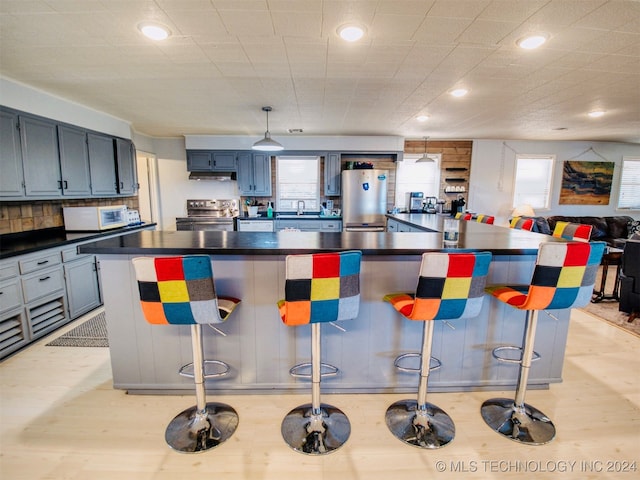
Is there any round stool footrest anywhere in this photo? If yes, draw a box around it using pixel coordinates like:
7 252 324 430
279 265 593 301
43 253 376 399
394 353 441 373
289 362 339 379
492 346 541 364
179 360 230 379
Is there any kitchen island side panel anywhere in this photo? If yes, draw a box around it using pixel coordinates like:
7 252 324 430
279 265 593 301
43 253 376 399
98 252 568 394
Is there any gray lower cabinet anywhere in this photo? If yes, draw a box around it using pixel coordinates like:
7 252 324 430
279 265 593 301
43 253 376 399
0 109 25 198
0 244 103 359
62 249 101 319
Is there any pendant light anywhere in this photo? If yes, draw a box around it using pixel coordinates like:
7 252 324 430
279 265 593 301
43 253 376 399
416 136 434 162
252 106 284 151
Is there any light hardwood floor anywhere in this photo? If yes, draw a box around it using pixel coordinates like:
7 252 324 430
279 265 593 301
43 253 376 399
1 309 638 480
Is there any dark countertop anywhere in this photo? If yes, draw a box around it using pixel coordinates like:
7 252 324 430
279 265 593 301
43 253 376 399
78 221 560 256
0 223 156 259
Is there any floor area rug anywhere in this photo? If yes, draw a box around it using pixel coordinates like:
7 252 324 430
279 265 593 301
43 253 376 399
580 266 639 337
46 311 108 347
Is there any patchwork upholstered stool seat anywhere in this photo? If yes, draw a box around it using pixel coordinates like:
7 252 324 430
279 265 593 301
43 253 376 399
277 250 362 455
383 251 492 448
482 241 605 445
132 255 241 453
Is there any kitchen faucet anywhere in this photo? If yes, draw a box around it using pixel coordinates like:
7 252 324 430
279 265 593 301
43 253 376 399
297 200 305 215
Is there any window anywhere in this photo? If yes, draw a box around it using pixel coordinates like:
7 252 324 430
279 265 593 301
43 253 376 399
276 156 320 212
618 157 640 209
395 153 441 210
512 155 554 209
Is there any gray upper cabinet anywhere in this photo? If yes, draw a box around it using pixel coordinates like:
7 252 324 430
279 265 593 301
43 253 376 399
187 151 212 171
115 138 136 195
87 133 117 196
238 152 271 196
57 124 92 196
0 109 25 198
212 152 237 171
324 153 341 196
20 115 62 197
186 150 237 172
0 106 136 200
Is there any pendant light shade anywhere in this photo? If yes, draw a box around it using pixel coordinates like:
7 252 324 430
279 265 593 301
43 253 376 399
252 106 284 151
416 136 434 162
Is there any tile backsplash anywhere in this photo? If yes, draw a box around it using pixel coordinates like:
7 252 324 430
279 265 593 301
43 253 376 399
0 198 139 234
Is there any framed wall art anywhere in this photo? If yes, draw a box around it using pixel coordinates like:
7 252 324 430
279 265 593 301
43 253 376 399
559 160 614 205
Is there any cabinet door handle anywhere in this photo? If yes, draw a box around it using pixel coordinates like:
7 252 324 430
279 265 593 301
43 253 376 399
63 180 68 189
37 260 49 265
39 276 51 282
120 182 124 189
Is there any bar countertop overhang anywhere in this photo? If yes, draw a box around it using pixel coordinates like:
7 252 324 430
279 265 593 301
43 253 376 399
78 216 560 257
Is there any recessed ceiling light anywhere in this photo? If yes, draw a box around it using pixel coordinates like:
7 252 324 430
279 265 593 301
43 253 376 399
138 22 171 41
588 110 606 118
416 115 430 122
450 88 468 98
337 24 365 42
553 127 568 131
517 34 548 50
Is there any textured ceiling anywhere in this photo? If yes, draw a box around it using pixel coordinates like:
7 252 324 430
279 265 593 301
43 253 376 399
1 0 639 142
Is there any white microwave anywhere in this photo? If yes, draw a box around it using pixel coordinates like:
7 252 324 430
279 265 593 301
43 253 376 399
63 205 128 231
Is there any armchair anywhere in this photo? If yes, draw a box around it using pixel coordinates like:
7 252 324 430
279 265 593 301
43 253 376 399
619 237 640 322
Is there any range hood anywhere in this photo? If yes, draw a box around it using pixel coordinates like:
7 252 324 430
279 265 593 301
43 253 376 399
188 171 237 181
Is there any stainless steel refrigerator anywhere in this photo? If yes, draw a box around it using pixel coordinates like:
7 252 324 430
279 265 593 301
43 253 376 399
341 169 389 231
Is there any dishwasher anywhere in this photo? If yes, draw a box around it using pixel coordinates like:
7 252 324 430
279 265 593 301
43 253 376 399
237 219 274 232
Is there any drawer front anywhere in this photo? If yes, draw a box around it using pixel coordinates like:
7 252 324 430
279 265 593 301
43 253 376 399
61 247 89 263
0 261 19 281
21 267 64 304
0 279 22 314
19 252 62 274
321 221 342 231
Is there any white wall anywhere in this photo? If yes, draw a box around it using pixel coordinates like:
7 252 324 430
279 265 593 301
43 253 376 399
469 139 640 226
151 137 239 231
0 76 131 138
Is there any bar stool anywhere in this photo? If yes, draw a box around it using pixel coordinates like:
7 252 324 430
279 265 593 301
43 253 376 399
383 251 492 448
277 250 362 455
482 241 606 445
552 221 593 242
132 255 241 453
510 216 534 231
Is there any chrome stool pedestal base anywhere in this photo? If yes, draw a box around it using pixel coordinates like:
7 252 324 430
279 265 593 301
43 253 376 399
480 398 555 445
281 403 350 455
165 401 239 453
385 399 455 449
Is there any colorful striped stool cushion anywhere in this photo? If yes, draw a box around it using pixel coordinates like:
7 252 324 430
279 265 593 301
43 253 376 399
454 212 471 220
510 216 534 231
278 251 361 326
475 215 495 224
552 221 592 242
132 256 240 325
384 252 492 321
486 241 606 310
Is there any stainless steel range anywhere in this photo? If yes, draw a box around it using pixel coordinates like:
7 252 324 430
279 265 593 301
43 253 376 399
176 199 240 231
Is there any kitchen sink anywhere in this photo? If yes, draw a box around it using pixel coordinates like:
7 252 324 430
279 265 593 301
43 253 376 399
276 214 321 219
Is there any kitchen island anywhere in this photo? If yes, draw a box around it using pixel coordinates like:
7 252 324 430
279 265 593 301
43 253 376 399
79 223 570 395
